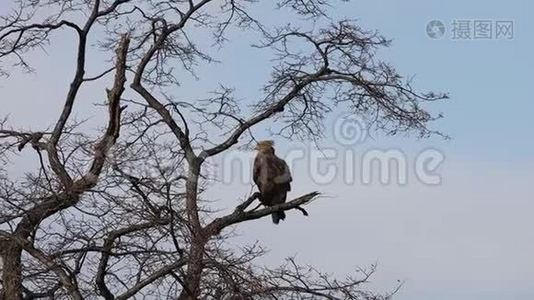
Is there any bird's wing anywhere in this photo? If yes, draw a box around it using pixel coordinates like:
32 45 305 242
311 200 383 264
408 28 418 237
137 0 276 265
254 155 275 193
283 160 292 191
273 157 292 184
253 155 262 187
283 160 292 183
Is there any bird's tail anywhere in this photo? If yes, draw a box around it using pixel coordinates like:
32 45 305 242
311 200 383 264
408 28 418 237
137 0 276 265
271 211 286 224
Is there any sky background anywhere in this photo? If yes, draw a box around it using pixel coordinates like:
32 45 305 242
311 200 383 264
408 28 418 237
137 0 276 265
1 0 534 299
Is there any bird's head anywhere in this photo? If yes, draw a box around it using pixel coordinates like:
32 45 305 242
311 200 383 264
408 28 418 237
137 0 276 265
255 140 275 153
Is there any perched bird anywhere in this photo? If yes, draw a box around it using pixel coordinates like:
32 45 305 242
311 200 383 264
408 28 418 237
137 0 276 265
253 140 292 224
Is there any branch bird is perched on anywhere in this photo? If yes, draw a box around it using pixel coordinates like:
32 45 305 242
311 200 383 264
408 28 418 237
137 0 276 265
253 140 292 224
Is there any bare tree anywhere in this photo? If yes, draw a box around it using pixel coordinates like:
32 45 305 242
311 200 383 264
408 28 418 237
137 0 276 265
0 1 447 299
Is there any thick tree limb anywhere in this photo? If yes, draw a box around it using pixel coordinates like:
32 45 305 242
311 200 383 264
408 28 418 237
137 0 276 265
204 192 320 236
0 231 83 300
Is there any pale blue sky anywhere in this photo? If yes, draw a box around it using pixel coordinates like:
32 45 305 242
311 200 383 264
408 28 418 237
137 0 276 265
195 1 534 299
1 1 533 299
232 0 534 162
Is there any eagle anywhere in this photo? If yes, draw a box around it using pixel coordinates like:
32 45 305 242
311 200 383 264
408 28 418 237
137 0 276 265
253 140 292 224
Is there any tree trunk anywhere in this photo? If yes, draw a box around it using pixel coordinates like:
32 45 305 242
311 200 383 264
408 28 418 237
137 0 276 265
177 240 205 300
177 161 205 300
1 242 23 300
